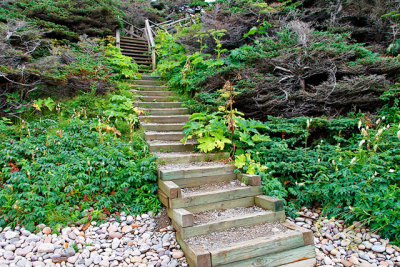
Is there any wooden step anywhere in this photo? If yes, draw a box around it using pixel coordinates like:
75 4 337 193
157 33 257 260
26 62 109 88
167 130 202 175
155 152 229 164
120 36 146 42
140 115 190 123
122 50 149 56
136 102 183 108
159 163 235 181
120 39 147 46
136 95 176 102
167 195 285 237
132 80 165 85
141 123 184 132
139 108 189 116
145 131 185 141
172 209 286 239
170 185 262 209
132 90 173 96
120 42 147 48
177 221 315 267
122 47 149 52
148 140 196 153
141 75 161 80
122 52 150 58
131 85 168 90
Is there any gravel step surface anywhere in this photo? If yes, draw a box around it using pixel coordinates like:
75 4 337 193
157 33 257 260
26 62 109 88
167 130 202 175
193 206 267 225
186 222 291 250
158 162 232 171
181 180 247 197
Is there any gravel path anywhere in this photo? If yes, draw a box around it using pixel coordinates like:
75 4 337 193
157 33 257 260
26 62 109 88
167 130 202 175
193 206 266 225
0 211 187 267
289 207 400 267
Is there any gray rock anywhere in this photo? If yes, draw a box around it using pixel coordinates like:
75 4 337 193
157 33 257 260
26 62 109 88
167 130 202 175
5 244 16 251
15 245 32 256
16 258 27 267
324 244 335 252
4 250 15 260
60 247 75 257
140 244 150 253
94 255 102 264
37 243 55 253
371 244 386 253
4 231 19 239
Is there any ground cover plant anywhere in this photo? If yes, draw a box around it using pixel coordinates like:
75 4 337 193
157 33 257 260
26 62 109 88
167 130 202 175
0 83 160 231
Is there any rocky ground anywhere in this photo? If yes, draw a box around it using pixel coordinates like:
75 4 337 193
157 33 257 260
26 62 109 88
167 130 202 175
0 207 399 267
0 211 187 267
289 207 400 267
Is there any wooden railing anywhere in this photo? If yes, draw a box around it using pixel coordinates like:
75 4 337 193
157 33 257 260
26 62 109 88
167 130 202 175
116 16 194 71
144 19 156 71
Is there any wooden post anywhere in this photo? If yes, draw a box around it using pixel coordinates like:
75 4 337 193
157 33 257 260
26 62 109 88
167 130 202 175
129 25 134 38
115 29 120 48
152 49 156 71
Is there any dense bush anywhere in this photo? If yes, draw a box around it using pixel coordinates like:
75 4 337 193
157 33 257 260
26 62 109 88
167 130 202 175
0 87 160 230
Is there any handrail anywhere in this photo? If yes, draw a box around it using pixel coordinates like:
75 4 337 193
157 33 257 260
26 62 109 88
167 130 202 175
116 17 194 72
145 19 156 71
116 29 120 48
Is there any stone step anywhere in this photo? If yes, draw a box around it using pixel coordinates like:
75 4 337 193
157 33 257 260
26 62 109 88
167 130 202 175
145 131 184 141
155 152 229 164
158 162 235 181
132 90 173 96
140 115 190 123
136 102 183 108
132 85 168 91
177 221 315 267
136 95 176 102
139 108 189 116
132 80 165 85
148 141 196 153
141 123 184 132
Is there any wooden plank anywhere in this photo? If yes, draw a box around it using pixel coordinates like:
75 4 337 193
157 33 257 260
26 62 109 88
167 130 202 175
255 195 285 212
160 165 235 180
157 189 169 208
216 245 315 267
283 221 314 245
173 174 236 188
171 186 262 209
181 211 285 239
237 173 261 186
211 230 306 266
176 233 211 267
157 180 181 199
280 258 316 267
186 196 254 214
167 208 194 228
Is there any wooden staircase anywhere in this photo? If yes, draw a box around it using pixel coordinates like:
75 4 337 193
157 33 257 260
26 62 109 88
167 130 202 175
119 37 152 71
132 76 317 267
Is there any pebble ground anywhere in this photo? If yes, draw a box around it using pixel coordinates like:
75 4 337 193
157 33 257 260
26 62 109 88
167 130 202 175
0 207 399 267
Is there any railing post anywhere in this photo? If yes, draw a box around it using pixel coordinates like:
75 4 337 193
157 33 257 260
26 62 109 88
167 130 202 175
116 29 120 48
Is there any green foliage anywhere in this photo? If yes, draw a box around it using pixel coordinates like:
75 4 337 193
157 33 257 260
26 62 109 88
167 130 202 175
104 44 141 80
1 0 123 40
0 89 160 229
